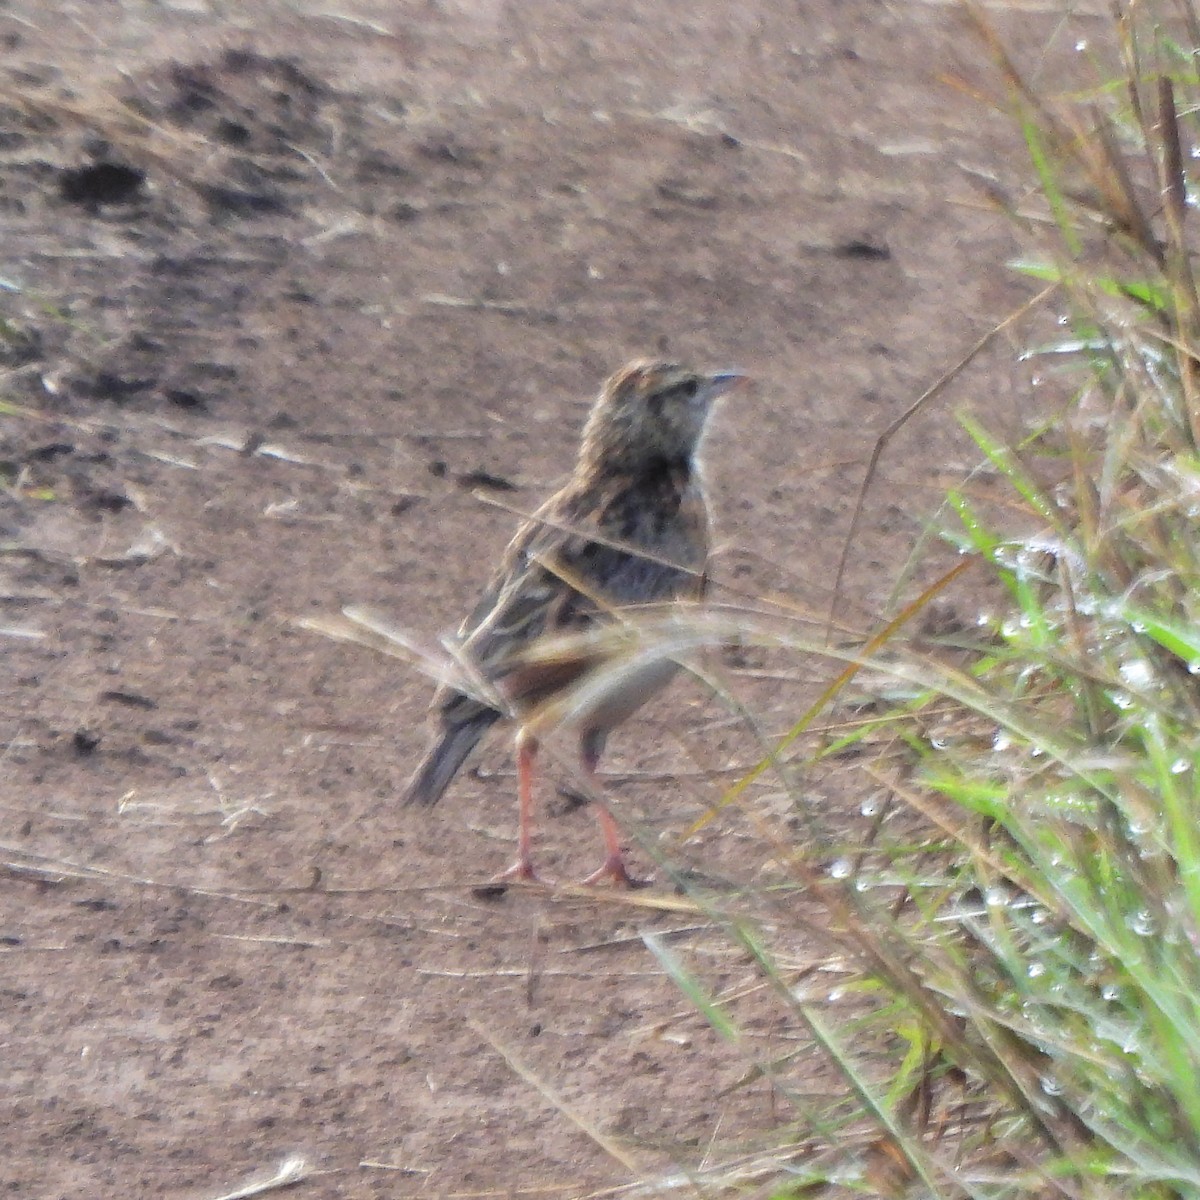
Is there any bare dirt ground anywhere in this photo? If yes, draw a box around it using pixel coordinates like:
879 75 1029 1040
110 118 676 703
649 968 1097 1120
0 2 1090 1196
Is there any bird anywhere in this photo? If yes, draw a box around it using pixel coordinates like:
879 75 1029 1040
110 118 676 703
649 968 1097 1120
402 358 745 885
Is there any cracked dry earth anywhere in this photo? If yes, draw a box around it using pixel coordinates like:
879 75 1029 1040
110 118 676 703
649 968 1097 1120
0 2 1084 1197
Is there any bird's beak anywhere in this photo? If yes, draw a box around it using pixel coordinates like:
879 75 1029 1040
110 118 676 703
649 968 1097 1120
709 370 749 396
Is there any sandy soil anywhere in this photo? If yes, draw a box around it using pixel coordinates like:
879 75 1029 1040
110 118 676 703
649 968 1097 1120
0 1 1089 1195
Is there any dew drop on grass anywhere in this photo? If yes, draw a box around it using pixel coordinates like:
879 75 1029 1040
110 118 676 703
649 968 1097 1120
993 730 1012 752
1128 909 1156 936
826 1163 864 1188
984 884 1010 907
929 735 949 751
1028 961 1046 979
1119 659 1153 688
1075 38 1088 51
1040 1075 1063 1096
828 857 853 880
1171 758 1190 775
1110 691 1133 710
860 793 883 817
1102 983 1121 1002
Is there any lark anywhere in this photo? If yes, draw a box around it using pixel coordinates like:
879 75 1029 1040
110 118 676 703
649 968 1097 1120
403 359 745 884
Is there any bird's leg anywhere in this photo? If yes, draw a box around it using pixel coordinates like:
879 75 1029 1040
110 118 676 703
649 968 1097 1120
494 730 539 882
578 732 650 888
580 805 649 888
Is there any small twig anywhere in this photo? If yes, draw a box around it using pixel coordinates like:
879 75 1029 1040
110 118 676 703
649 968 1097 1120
312 10 395 36
214 934 330 949
421 293 561 324
0 624 45 640
204 1155 313 1200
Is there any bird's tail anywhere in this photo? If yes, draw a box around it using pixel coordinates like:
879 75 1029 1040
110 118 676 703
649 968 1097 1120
402 710 500 807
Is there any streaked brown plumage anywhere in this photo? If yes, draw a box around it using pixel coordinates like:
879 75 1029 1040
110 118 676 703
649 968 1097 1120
403 358 745 884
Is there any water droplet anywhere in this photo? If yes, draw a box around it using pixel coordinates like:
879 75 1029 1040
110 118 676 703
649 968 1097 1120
1111 691 1134 710
1128 909 1155 936
1171 758 1189 775
929 735 949 751
828 857 853 880
1119 659 1154 688
992 730 1012 752
984 885 1010 907
1075 38 1088 51
1040 1075 1063 1096
860 793 883 817
1102 984 1120 1002
1028 962 1046 979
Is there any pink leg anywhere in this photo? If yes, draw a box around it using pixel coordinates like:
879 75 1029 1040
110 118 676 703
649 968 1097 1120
494 732 539 882
580 804 648 887
578 734 649 887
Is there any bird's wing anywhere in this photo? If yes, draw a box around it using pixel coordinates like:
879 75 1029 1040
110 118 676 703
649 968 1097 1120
457 499 599 676
457 472 706 693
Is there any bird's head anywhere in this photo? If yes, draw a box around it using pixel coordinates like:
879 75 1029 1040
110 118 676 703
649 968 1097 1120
579 359 746 474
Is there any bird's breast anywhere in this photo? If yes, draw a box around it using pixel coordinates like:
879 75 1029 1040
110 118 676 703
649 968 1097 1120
596 473 709 583
573 655 681 733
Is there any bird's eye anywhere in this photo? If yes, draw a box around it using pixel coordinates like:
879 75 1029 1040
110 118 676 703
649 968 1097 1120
646 376 699 410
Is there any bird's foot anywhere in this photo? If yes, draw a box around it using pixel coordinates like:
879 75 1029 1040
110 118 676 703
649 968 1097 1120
493 857 540 884
580 854 651 888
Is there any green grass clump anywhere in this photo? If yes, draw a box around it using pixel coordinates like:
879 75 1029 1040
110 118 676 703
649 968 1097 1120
630 5 1200 1196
